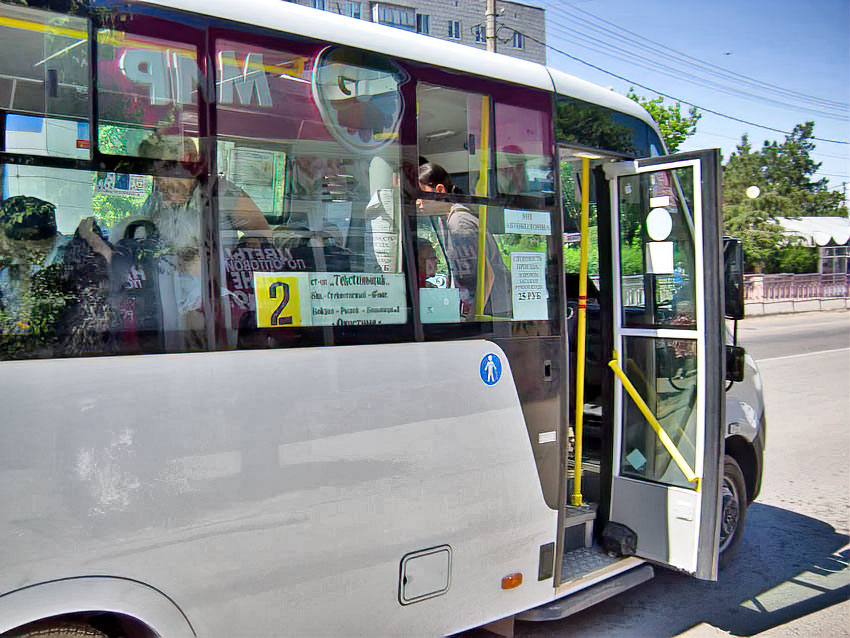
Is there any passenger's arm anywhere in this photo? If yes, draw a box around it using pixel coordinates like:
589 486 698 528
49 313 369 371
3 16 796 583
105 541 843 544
77 217 113 263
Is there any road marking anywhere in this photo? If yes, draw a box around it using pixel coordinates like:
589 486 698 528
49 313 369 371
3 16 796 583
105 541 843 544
758 347 850 362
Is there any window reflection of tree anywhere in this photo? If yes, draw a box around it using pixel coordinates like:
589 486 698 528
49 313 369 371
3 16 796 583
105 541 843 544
555 99 636 156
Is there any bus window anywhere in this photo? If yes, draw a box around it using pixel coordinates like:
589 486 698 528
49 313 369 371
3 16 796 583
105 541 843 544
414 201 513 323
0 163 205 360
417 83 490 197
416 84 556 327
96 26 200 160
0 3 89 158
214 40 409 341
495 103 554 198
555 95 668 158
617 167 697 329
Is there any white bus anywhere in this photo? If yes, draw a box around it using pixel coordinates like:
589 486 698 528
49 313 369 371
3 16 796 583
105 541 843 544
0 1 765 636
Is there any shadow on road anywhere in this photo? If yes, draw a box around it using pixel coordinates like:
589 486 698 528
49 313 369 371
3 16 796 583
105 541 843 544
498 503 849 637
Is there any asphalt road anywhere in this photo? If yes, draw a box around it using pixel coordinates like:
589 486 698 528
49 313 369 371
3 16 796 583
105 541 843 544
512 310 850 638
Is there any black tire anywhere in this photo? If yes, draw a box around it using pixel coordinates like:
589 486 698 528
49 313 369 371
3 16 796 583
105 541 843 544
5 622 108 638
718 455 748 569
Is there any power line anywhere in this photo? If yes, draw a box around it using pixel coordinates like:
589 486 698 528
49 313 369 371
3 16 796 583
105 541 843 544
551 2 849 112
544 20 848 121
695 127 850 161
808 149 850 160
515 29 850 145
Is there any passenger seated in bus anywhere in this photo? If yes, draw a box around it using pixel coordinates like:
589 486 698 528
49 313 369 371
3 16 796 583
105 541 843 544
416 237 438 288
0 197 122 357
137 136 272 350
417 162 511 319
111 219 163 353
271 223 352 272
497 144 529 195
57 216 120 355
0 196 69 356
136 140 205 350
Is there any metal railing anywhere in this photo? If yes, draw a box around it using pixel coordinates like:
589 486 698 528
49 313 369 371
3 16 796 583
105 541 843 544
619 275 678 307
745 273 849 301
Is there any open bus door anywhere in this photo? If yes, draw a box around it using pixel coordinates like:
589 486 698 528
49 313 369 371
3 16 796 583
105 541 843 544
603 150 724 580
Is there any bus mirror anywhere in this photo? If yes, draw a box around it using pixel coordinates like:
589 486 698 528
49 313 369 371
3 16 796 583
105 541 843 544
723 237 745 320
726 345 746 383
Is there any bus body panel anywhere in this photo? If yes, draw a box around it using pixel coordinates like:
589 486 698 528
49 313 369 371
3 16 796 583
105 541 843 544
0 577 195 637
0 340 558 636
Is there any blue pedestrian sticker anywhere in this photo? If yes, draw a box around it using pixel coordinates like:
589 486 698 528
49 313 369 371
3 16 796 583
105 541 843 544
480 353 502 386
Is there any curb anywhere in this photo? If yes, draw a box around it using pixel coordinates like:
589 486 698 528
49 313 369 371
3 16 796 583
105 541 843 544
745 298 850 316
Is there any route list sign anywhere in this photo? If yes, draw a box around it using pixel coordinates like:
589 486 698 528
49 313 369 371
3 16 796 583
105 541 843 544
510 252 548 320
253 271 407 328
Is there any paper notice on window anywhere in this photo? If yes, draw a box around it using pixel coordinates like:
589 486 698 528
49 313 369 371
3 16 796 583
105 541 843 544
504 209 552 235
95 172 150 197
646 241 674 274
365 188 400 272
254 271 407 328
511 252 548 320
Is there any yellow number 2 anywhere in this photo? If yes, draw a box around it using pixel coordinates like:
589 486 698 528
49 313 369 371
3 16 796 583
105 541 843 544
254 274 304 328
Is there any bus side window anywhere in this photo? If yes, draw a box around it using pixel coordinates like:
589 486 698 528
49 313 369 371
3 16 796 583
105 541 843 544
214 40 409 345
0 163 210 360
495 103 553 199
417 83 491 197
0 4 90 160
96 24 201 161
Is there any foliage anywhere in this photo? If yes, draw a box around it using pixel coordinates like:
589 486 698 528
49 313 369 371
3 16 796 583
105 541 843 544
563 228 643 277
773 245 819 274
91 126 152 230
619 242 644 276
0 250 72 358
627 89 701 153
564 226 599 276
722 122 847 272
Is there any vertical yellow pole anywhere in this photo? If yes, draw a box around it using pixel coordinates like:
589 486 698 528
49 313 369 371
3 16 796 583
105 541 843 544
571 157 591 507
475 97 491 319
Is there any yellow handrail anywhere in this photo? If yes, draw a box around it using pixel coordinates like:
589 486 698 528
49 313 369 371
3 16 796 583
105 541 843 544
608 353 701 491
570 157 591 507
475 96 491 319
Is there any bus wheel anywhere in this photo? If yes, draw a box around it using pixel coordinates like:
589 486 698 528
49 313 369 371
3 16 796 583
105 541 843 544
7 622 108 638
719 455 747 569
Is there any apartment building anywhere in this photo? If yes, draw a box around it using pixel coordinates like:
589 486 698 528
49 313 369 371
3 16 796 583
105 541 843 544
285 0 546 64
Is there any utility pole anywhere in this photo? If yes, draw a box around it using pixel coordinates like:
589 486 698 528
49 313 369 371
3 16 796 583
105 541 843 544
486 0 497 53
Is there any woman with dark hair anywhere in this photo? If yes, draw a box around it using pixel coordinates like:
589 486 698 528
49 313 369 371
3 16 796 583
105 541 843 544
417 162 511 319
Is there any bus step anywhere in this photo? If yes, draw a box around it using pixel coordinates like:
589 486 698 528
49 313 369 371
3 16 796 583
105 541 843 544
560 545 619 582
517 564 654 622
563 503 596 551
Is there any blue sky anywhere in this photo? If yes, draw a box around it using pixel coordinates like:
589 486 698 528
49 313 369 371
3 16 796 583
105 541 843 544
527 0 850 207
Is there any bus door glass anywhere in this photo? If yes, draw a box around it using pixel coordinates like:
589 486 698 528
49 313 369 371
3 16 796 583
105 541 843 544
605 150 724 579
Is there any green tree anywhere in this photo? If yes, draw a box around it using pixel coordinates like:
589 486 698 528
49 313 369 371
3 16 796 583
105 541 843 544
775 245 818 274
722 122 847 271
627 89 701 153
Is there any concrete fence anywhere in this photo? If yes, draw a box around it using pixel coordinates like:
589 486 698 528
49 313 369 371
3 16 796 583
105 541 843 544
745 273 849 314
594 274 847 314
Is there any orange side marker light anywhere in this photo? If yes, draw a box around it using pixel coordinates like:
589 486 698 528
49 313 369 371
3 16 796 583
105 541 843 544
501 573 523 589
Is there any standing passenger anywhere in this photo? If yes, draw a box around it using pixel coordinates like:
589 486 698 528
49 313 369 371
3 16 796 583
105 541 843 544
417 162 511 319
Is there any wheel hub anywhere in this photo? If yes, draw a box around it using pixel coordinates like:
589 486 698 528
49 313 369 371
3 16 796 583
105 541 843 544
719 477 740 550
